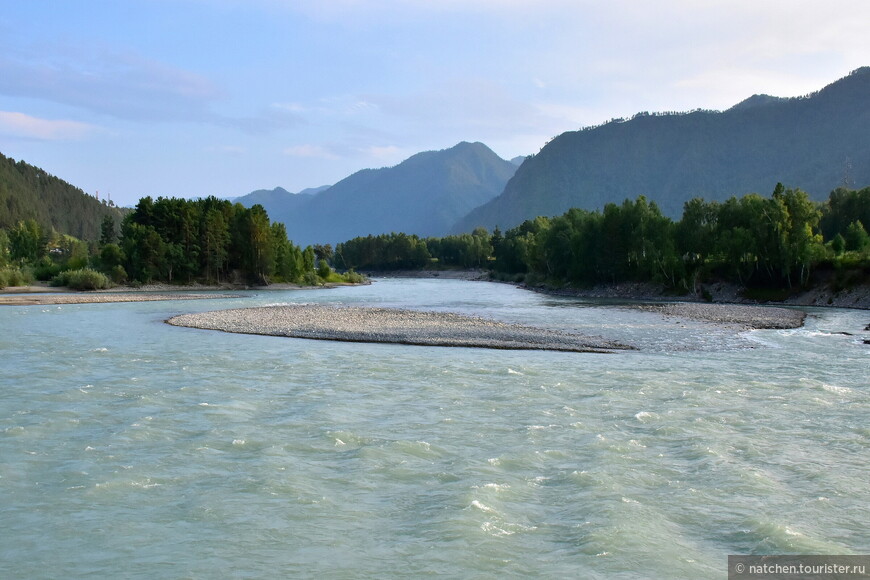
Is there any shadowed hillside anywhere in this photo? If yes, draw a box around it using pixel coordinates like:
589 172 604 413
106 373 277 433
455 67 870 232
239 142 517 247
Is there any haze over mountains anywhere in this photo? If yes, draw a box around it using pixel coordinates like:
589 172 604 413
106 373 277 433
236 141 517 246
237 68 870 244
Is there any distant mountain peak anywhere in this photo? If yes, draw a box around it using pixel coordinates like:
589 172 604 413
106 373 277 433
729 93 784 111
237 142 518 246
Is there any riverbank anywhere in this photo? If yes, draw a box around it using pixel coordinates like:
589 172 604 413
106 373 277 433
167 304 630 353
0 291 241 306
365 269 870 310
0 279 368 305
627 302 806 330
527 280 870 310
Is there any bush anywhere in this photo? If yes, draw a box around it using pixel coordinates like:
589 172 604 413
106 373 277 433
0 267 32 288
340 269 367 284
51 268 112 290
317 260 332 280
109 265 128 284
32 256 62 281
302 271 319 286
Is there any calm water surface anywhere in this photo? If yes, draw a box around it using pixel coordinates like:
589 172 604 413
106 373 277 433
1 279 868 579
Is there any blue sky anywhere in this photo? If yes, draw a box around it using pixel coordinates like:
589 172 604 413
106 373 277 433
1 0 868 207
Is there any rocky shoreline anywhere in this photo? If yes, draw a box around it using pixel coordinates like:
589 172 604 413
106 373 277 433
626 302 807 330
166 304 631 353
528 280 870 310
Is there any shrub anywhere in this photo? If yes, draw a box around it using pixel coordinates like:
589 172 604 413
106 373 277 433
302 271 319 286
52 268 112 290
317 260 332 280
32 256 62 281
0 267 32 288
340 269 367 284
109 265 128 284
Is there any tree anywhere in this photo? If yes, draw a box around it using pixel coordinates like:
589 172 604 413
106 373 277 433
313 244 334 264
100 214 117 245
8 219 44 263
0 229 9 267
201 208 230 282
844 220 870 252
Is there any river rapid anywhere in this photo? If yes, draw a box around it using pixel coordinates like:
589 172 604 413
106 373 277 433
1 278 867 579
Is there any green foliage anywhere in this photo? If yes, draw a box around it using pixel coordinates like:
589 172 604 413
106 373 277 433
336 184 870 294
100 214 117 245
0 266 31 288
844 221 869 252
32 256 62 281
8 219 45 263
109 265 128 284
0 229 9 267
340 269 366 284
51 268 112 290
112 195 311 286
316 259 332 281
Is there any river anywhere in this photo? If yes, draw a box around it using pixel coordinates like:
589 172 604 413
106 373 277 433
1 278 867 578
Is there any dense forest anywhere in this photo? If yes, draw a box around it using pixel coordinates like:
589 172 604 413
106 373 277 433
0 151 125 240
0 195 362 289
336 185 870 295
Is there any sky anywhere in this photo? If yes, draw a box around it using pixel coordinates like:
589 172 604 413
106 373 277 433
1 0 868 208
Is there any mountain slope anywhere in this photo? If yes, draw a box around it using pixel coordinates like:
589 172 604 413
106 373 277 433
455 67 870 232
245 142 517 246
0 152 126 240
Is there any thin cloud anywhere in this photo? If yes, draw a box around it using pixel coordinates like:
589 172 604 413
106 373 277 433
283 144 339 159
0 111 97 140
0 42 220 123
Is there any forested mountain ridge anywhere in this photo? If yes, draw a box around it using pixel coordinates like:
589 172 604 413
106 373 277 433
455 67 870 232
0 152 126 240
240 142 517 247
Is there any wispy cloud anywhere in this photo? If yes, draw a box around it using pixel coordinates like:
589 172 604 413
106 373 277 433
283 144 339 159
0 43 221 123
0 111 97 140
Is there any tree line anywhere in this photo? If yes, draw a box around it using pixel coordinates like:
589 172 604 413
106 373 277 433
336 185 870 294
0 195 363 289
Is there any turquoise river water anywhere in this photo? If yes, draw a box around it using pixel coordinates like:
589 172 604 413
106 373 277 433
1 278 868 579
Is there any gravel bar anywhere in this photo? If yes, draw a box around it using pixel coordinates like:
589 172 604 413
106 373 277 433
630 302 806 329
166 304 630 353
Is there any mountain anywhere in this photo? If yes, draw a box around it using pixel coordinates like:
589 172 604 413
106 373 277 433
241 142 517 246
234 185 329 207
0 151 126 240
454 67 870 232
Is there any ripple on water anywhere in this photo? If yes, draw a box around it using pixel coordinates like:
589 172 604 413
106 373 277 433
0 279 867 578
